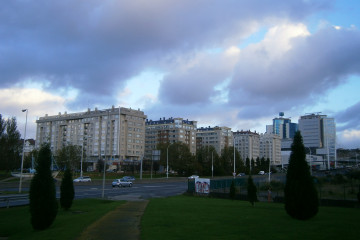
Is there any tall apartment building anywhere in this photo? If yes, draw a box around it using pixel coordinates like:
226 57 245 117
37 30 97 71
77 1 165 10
298 113 336 168
259 133 282 166
145 117 197 159
233 130 260 161
36 106 146 170
196 126 233 155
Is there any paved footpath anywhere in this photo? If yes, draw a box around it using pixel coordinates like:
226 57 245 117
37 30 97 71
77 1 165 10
78 200 149 240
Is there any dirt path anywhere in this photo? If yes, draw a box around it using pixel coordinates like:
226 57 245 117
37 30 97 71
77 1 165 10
78 200 149 240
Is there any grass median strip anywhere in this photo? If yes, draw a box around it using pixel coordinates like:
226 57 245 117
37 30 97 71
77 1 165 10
141 195 359 240
0 198 124 240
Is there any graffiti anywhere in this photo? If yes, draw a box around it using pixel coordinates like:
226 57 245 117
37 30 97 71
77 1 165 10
195 178 210 194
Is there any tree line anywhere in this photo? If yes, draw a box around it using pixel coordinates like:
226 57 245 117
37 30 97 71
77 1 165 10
0 114 22 172
155 142 272 177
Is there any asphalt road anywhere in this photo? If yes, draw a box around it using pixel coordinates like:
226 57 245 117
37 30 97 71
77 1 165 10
0 178 189 208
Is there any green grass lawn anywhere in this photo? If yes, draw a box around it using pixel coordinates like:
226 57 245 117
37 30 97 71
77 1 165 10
0 198 124 240
141 195 360 240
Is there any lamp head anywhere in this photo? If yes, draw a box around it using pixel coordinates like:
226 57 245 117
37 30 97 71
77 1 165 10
22 109 27 112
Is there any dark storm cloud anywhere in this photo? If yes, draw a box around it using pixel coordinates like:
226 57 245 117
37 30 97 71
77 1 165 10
0 0 329 108
335 101 360 131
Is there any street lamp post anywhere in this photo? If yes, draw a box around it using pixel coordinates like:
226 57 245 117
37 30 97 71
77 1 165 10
102 110 109 198
19 109 28 193
211 151 214 178
166 145 169 179
233 137 236 179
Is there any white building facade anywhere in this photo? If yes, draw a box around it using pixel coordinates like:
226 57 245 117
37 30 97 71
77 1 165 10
259 133 282 166
36 106 146 169
233 130 260 161
196 126 233 155
145 117 197 159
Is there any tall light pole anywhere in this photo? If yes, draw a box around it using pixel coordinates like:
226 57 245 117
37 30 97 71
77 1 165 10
19 109 28 193
211 151 214 178
80 135 84 178
233 137 236 179
102 110 109 198
166 145 169 179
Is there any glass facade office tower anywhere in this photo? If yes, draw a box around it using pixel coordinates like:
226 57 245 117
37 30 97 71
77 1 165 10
298 113 336 168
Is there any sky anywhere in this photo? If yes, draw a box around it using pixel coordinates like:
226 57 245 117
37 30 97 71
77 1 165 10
1 0 360 149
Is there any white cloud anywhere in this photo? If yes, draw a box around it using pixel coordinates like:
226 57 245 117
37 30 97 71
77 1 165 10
338 129 360 149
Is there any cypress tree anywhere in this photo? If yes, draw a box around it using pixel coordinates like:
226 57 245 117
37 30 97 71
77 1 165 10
60 167 75 210
29 144 58 230
229 180 235 200
284 131 318 220
247 175 258 206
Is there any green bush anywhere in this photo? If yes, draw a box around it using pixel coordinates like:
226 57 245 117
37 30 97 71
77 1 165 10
247 175 258 206
29 144 58 230
60 168 75 210
229 180 235 200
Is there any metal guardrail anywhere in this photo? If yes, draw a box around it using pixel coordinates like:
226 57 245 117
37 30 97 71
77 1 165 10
0 194 29 208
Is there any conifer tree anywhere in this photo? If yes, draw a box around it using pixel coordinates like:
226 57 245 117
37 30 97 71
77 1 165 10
230 180 235 200
284 131 318 220
60 167 75 210
29 144 58 230
247 175 257 206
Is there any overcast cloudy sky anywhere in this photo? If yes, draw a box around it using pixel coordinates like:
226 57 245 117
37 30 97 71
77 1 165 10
1 0 359 149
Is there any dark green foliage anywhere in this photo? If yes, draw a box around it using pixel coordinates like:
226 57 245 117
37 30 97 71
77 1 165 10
0 116 21 171
357 185 360 203
230 180 235 200
60 168 75 210
29 144 58 230
247 175 258 206
284 131 318 220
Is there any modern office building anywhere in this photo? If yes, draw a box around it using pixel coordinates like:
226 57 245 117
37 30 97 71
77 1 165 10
36 106 147 170
298 113 336 169
233 130 260 161
271 112 298 139
196 126 233 155
145 117 197 159
259 133 282 166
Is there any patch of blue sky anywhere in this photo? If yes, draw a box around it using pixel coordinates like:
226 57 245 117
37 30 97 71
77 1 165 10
122 69 164 108
304 75 360 115
238 27 267 49
306 0 360 33
210 77 231 104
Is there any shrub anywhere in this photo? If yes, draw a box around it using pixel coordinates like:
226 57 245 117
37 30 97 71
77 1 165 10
29 144 58 230
229 180 235 200
60 168 75 210
247 175 258 206
284 131 318 220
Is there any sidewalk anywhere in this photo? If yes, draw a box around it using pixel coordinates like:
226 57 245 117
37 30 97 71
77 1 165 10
78 200 149 240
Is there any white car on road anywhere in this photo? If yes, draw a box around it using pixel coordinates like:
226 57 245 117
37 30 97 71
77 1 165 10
112 178 133 187
73 176 92 182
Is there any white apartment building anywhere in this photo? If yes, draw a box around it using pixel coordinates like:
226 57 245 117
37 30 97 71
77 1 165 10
233 130 260 161
196 126 233 155
260 133 282 166
36 106 146 169
145 117 197 159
